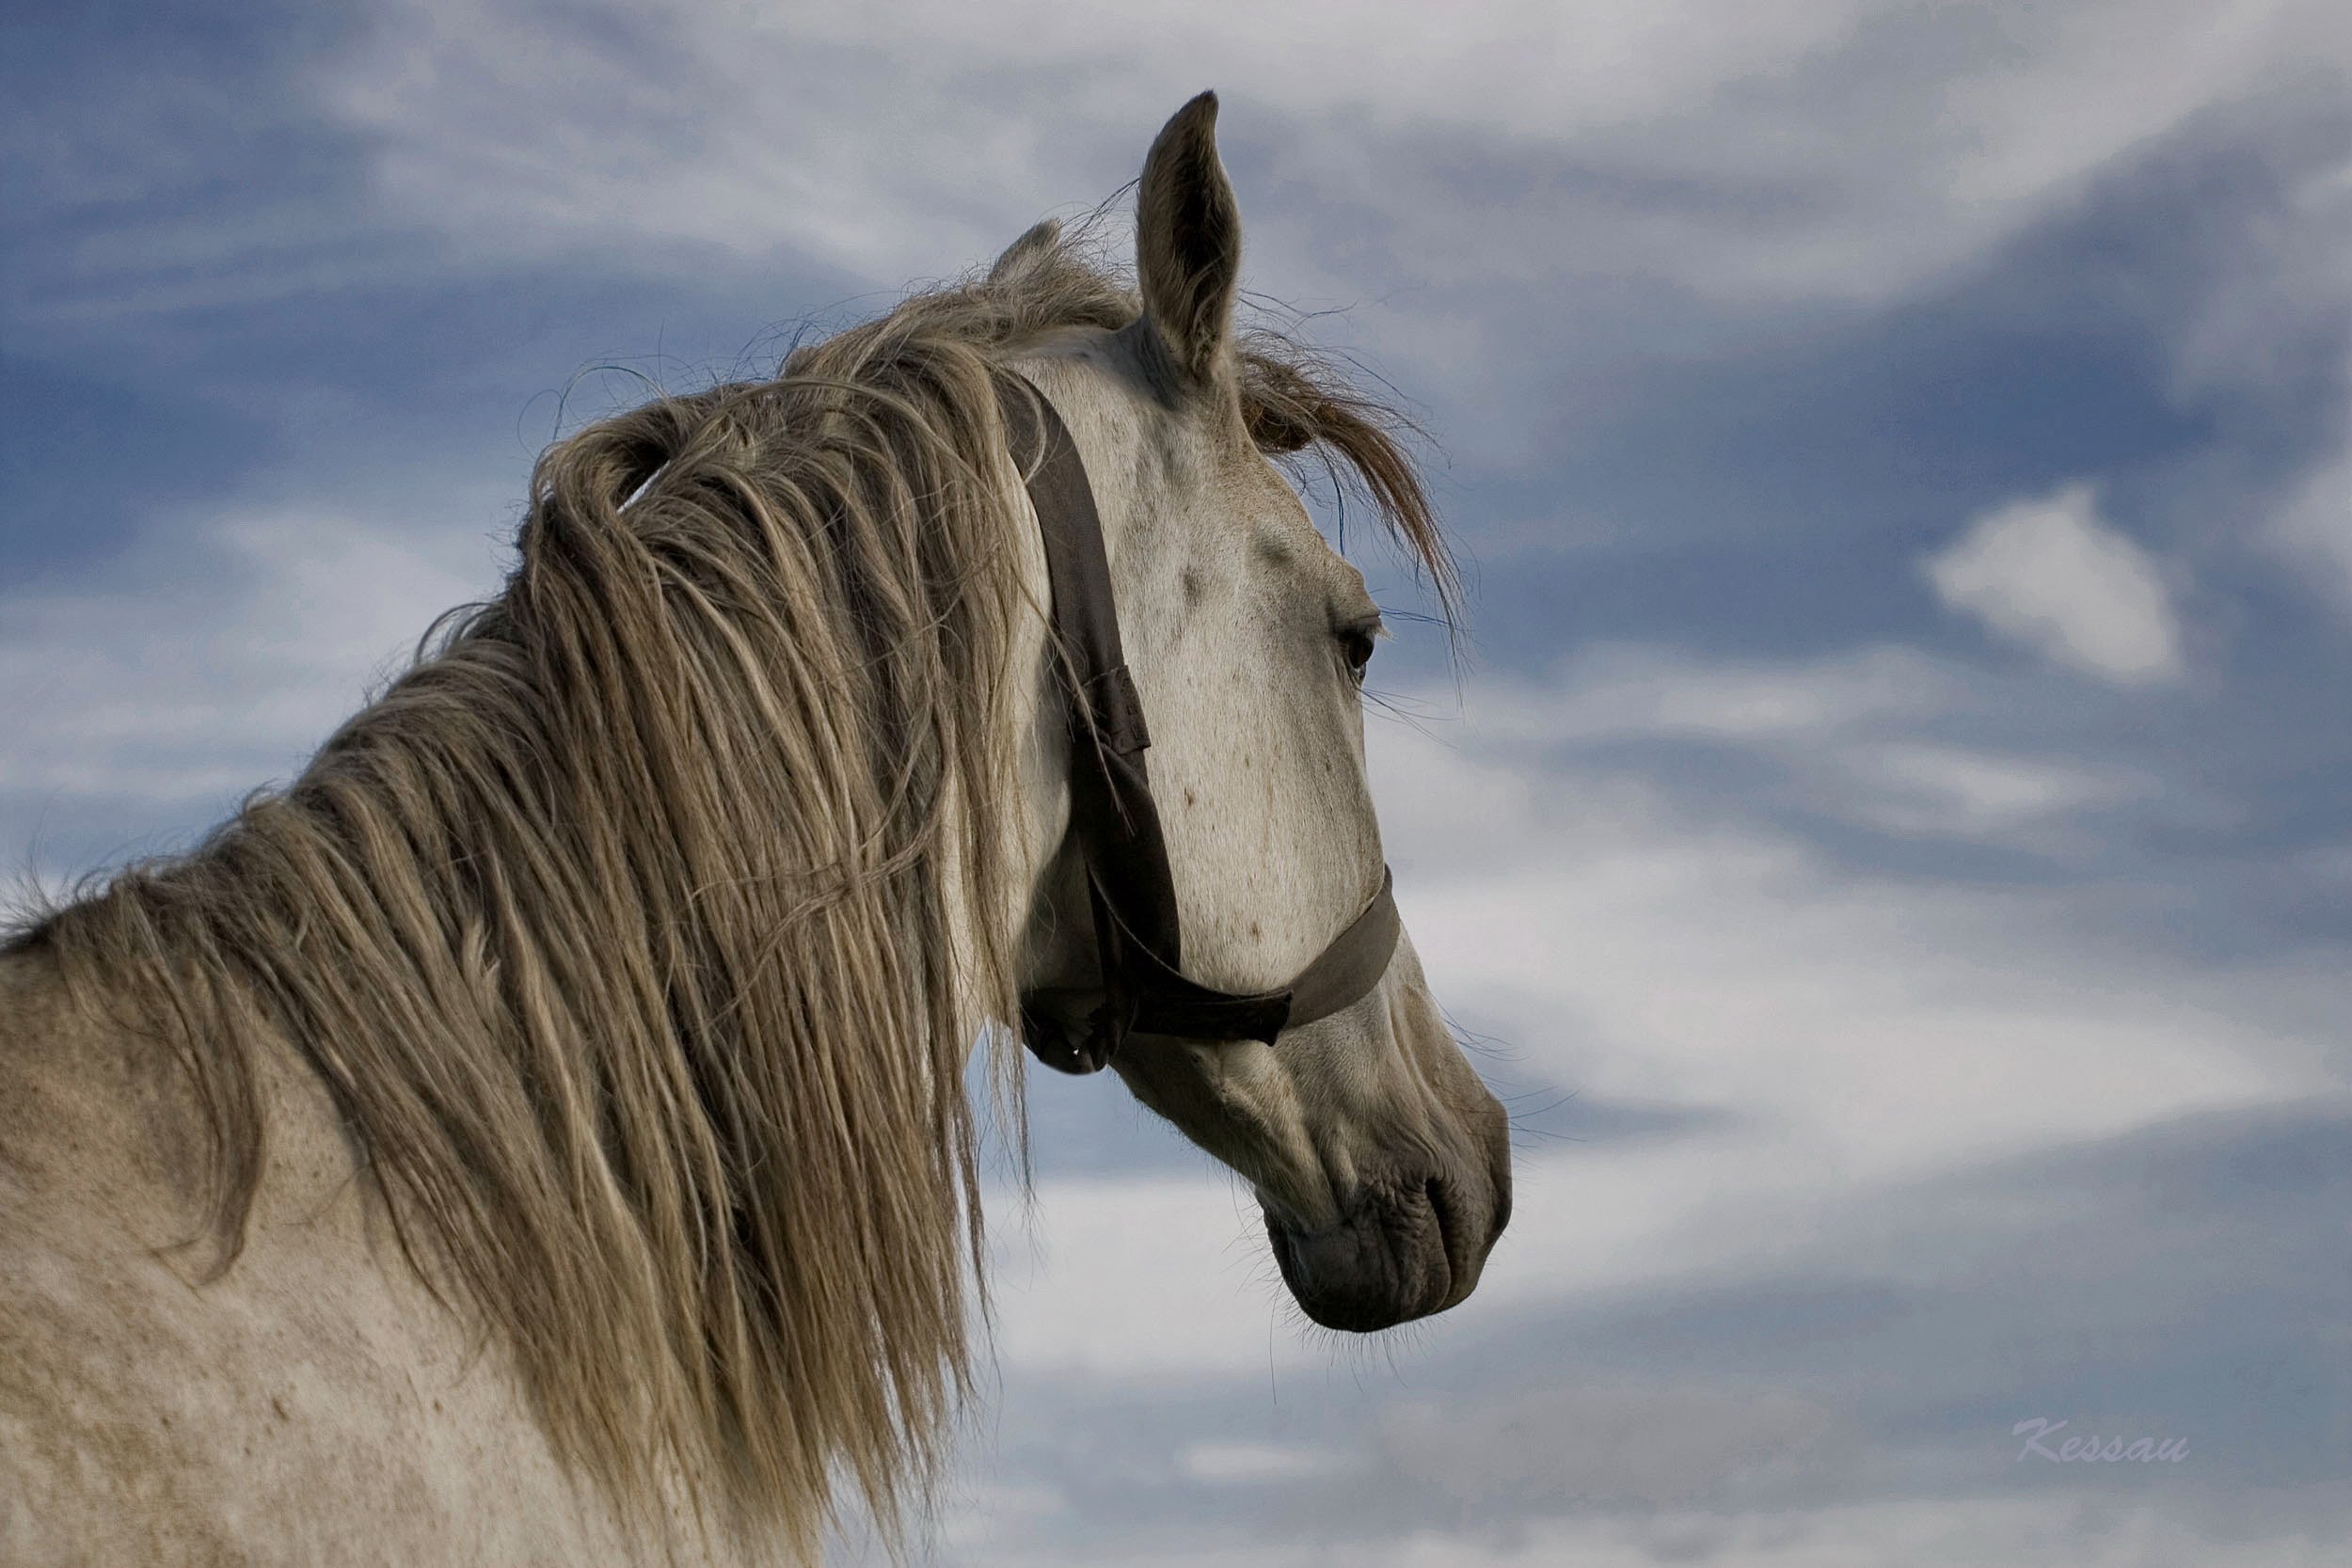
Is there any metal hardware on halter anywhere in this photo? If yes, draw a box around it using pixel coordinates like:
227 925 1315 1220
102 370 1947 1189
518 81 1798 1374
1002 379 1404 1076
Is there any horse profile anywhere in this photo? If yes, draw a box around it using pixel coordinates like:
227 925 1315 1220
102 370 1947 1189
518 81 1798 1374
0 96 1510 1563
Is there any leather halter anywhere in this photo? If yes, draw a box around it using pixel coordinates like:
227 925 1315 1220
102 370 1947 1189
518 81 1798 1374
1004 381 1403 1075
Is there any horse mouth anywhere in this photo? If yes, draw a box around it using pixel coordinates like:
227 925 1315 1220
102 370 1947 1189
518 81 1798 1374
1263 1174 1486 1333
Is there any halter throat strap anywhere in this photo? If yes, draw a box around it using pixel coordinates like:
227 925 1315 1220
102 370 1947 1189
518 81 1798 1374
1003 380 1401 1075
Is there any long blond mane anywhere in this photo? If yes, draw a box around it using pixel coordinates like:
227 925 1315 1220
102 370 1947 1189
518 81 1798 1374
8 231 1452 1554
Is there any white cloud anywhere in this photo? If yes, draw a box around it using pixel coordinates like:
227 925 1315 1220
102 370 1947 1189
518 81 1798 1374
0 492 507 832
938 1481 1070 1558
2273 425 2352 607
2125 126 2352 618
22 0 2345 487
1381 722 2314 1275
272 0 2352 316
974 675 2330 1382
1413 642 2170 853
1177 1441 1345 1484
1468 643 1967 745
1833 741 2148 841
1923 481 2185 684
303 0 1891 286
984 1171 1299 1379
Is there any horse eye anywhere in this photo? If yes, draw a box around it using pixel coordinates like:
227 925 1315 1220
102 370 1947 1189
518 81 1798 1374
1339 627 1376 679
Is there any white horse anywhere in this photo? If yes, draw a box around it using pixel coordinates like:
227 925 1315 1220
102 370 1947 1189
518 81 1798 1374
0 95 1509 1563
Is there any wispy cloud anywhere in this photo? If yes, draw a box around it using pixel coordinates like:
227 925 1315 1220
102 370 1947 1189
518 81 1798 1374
288 0 2352 314
2271 391 2352 610
974 693 2337 1386
0 482 509 875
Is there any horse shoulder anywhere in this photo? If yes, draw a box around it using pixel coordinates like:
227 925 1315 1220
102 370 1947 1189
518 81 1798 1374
0 947 638 1566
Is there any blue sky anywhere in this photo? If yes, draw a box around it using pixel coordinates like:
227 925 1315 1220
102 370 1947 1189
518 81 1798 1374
7 2 2350 1562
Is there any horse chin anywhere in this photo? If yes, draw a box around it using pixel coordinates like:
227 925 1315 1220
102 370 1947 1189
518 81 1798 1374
1263 1172 1495 1333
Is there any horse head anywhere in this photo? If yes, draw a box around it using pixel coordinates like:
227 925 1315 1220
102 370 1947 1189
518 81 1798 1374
1004 95 1512 1332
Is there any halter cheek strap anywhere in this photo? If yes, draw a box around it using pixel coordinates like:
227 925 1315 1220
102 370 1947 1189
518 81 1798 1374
1003 380 1402 1075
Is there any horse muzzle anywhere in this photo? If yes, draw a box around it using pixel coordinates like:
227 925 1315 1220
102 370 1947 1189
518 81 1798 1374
1263 1158 1511 1333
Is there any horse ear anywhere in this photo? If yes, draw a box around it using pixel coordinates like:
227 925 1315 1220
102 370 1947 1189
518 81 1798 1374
989 218 1062 284
1136 91 1241 390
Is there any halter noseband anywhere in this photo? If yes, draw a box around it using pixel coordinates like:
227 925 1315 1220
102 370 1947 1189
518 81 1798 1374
1005 381 1403 1075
